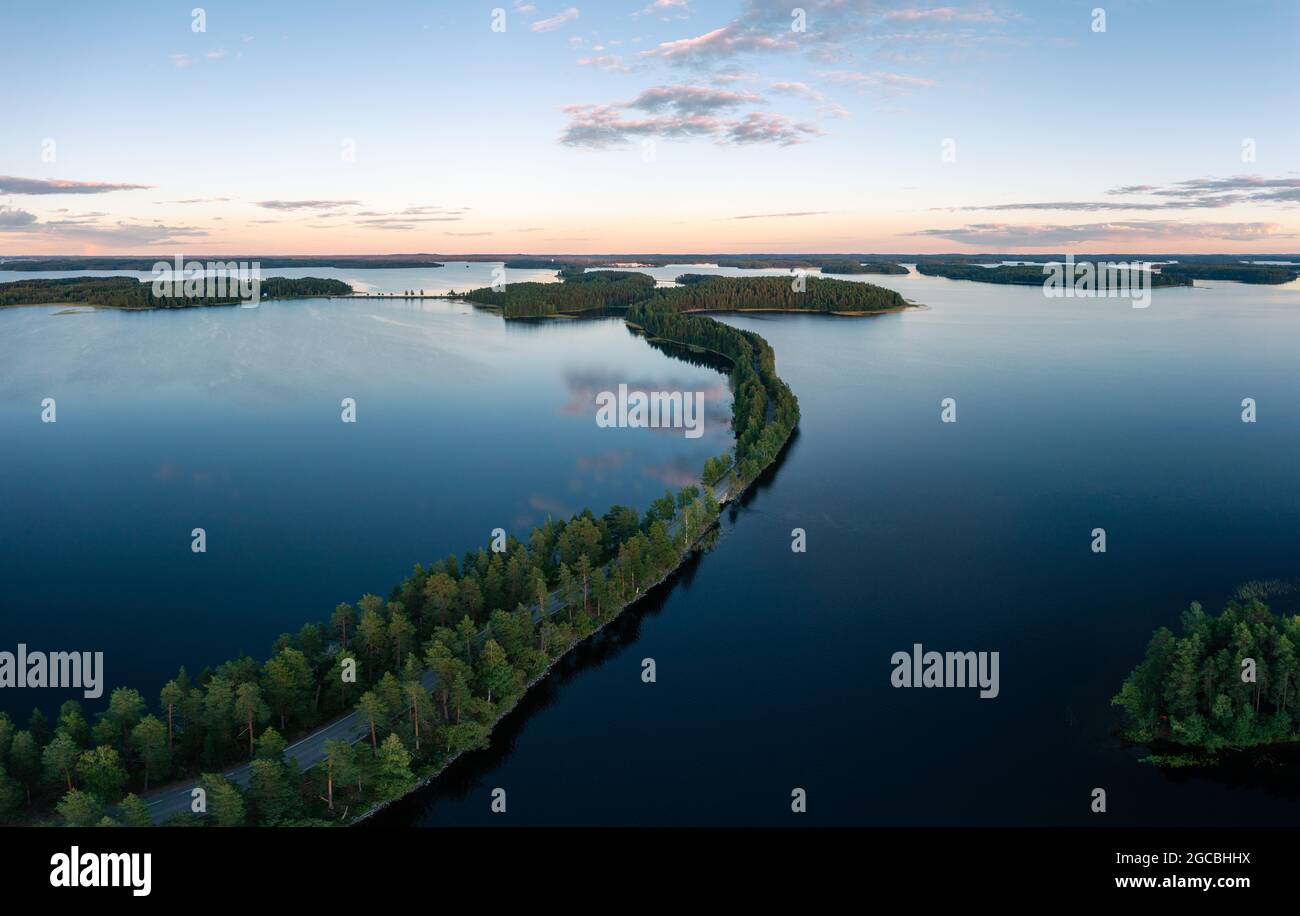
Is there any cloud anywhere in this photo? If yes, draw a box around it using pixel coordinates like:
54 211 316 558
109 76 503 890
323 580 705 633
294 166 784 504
767 79 824 101
949 175 1300 213
532 7 579 31
640 21 797 64
885 6 1006 23
0 176 152 195
909 220 1292 246
577 54 635 72
2 212 210 246
816 69 935 93
729 210 829 220
726 112 823 144
629 84 763 114
559 81 819 147
206 48 228 60
634 0 691 19
0 207 38 230
560 104 724 147
253 199 362 211
171 53 195 69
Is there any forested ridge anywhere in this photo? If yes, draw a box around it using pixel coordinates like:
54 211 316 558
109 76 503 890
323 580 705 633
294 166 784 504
0 275 353 308
0 284 818 827
1155 262 1300 284
915 262 1192 287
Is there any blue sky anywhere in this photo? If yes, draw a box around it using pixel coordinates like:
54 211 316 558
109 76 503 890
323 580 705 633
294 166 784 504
1 0 1298 253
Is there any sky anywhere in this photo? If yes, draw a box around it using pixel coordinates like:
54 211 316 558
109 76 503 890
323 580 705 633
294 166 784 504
1 0 1298 255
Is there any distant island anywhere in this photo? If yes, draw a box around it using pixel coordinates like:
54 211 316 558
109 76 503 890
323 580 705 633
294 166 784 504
914 262 1193 287
455 271 912 319
0 276 353 309
816 260 909 275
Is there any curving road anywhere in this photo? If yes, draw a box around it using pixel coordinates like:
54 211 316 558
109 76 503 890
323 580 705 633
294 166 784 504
142 480 732 824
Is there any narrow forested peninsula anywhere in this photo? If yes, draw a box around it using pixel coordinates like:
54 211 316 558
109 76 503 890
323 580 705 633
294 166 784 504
0 280 827 828
1113 588 1300 765
0 276 353 309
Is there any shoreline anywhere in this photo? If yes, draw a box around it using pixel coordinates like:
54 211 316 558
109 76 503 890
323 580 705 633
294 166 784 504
353 506 732 825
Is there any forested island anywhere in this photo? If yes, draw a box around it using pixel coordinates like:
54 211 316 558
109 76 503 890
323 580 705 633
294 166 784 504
0 281 819 828
458 271 657 317
1113 586 1300 766
816 260 909 275
914 262 1192 287
457 271 910 318
1153 262 1300 284
0 276 353 309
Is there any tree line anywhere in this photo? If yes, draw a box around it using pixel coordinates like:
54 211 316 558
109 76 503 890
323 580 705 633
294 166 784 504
458 273 656 317
0 276 353 309
649 275 908 313
1112 596 1300 765
0 297 807 827
914 262 1191 287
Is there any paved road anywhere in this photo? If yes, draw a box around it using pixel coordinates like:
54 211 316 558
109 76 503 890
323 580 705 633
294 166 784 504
142 480 731 823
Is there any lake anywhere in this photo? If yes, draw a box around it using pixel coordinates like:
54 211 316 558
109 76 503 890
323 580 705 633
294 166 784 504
4 264 1300 825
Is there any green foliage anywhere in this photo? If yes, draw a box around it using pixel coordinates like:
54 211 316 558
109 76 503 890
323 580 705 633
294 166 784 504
199 773 246 827
76 746 128 803
56 789 104 827
118 793 153 828
0 275 353 308
651 275 907 313
1113 598 1300 755
914 261 1192 287
461 271 656 317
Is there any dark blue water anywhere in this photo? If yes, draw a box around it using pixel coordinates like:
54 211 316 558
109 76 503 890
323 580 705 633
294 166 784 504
388 270 1300 826
0 294 729 721
5 268 1300 825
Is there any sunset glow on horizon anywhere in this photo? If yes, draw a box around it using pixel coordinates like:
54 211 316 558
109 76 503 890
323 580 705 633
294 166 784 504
3 0 1298 256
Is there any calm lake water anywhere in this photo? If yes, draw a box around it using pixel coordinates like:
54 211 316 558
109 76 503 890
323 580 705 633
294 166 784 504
4 265 1300 825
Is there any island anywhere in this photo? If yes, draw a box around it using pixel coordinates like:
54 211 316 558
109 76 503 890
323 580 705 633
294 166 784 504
1152 262 1300 285
913 262 1192 287
0 276 353 309
1112 584 1300 766
455 271 911 318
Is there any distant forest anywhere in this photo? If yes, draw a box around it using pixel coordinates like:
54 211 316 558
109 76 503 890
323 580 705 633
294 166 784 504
915 262 1192 287
0 276 353 308
457 272 909 318
915 260 1299 286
